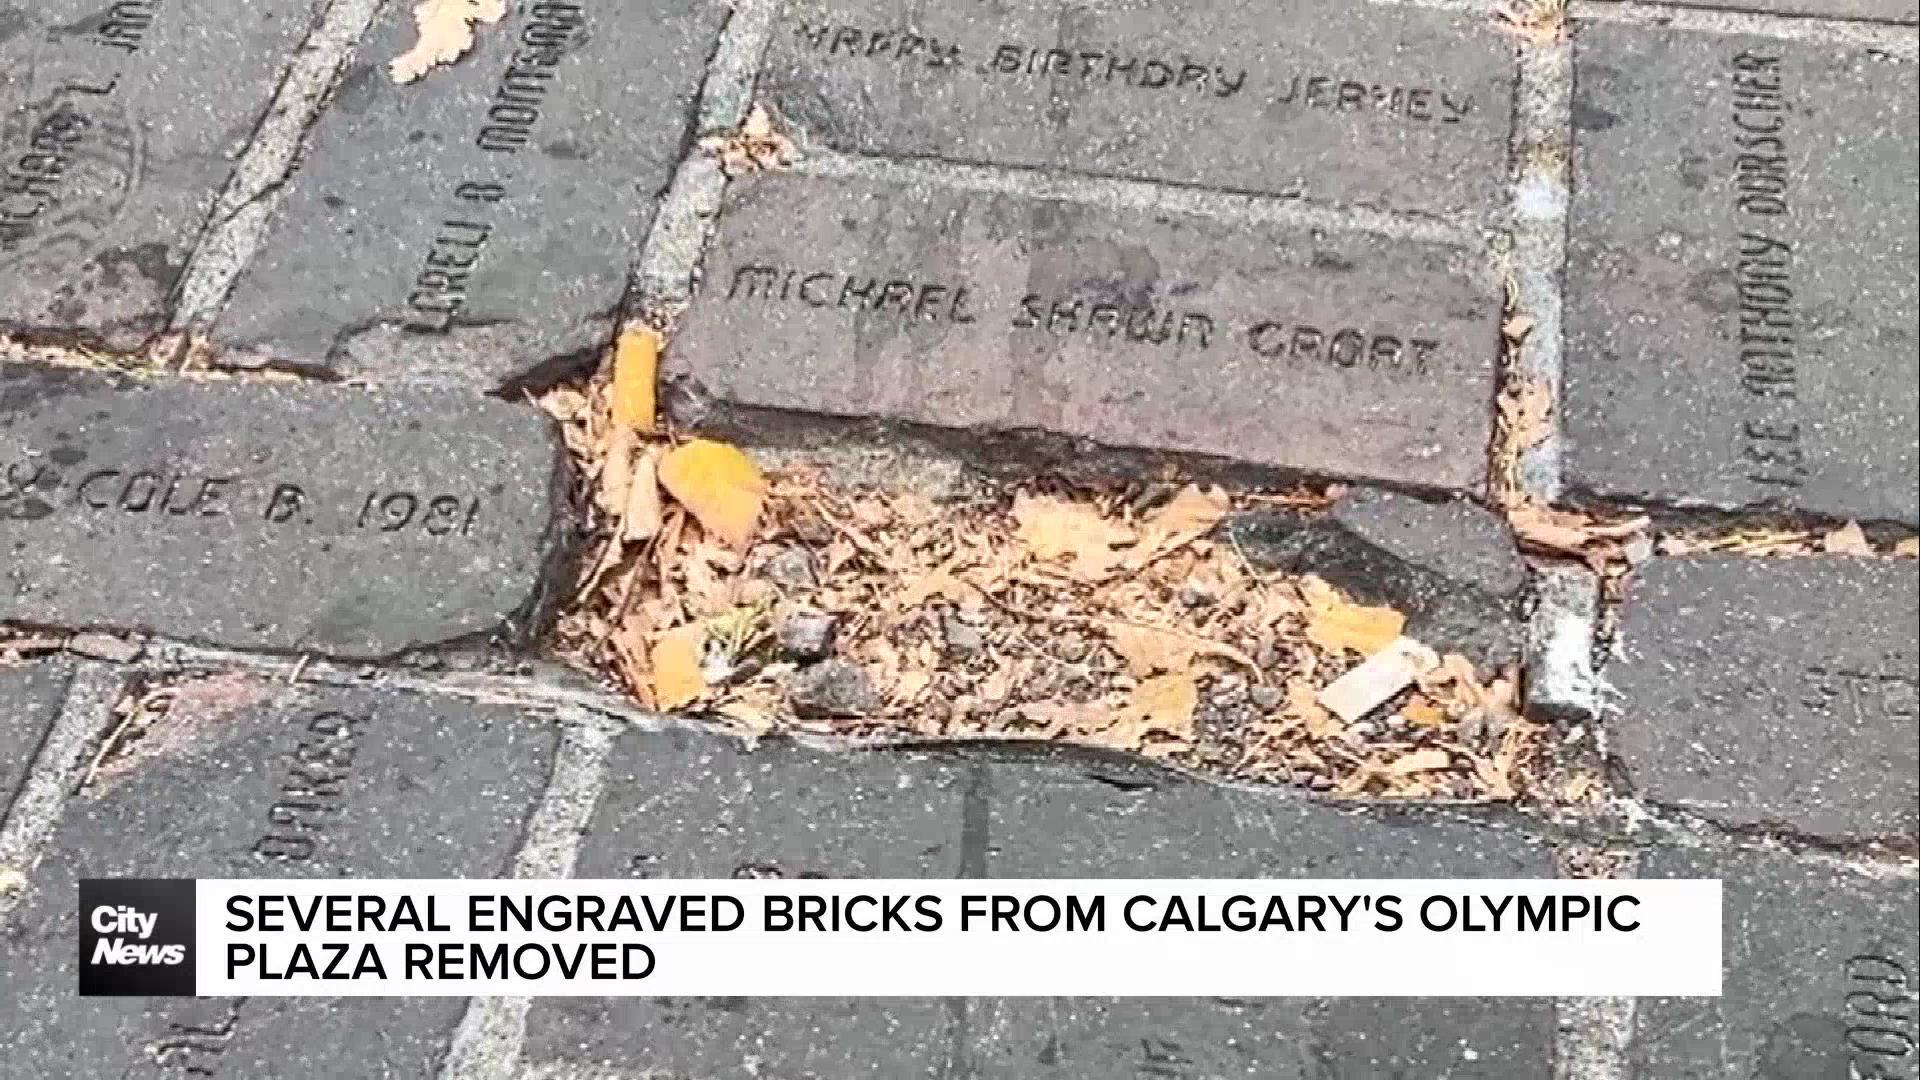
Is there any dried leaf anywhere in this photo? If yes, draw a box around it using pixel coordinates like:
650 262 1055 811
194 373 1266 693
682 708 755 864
1898 537 1920 558
1400 695 1450 729
0 866 25 896
610 328 661 432
651 624 708 710
1387 747 1454 776
1128 485 1229 568
1300 576 1406 656
1012 493 1134 581
1105 623 1197 677
1318 637 1441 723
1111 674 1199 747
1502 314 1536 343
389 0 506 84
1822 521 1873 555
1284 677 1343 739
658 439 766 551
621 448 665 544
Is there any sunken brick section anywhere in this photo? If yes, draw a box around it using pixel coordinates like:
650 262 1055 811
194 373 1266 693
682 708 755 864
670 173 1501 491
0 0 314 350
521 731 1554 1078
1609 557 1919 837
1563 21 1920 524
212 0 727 383
760 0 1515 216
0 685 557 1078
0 365 571 657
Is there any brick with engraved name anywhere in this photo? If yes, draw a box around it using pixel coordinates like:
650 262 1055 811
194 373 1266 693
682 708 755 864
1636 843 1919 1078
1564 22 1920 524
0 0 317 350
759 0 1515 217
0 365 571 657
0 684 559 1078
519 729 1555 1078
1610 556 1919 837
668 173 1501 492
1 661 69 817
210 0 727 384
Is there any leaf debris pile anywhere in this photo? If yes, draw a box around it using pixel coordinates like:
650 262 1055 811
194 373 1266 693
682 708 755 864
542 378 1554 802
389 0 506 84
699 105 798 176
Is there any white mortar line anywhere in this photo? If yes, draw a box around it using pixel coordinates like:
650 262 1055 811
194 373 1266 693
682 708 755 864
1505 19 1573 503
1573 0 1919 52
0 663 123 925
170 0 391 330
436 714 620 1080
633 0 782 315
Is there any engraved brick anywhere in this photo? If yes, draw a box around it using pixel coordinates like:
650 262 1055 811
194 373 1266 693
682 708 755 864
0 0 314 351
1635 844 1919 1078
211 0 727 384
1564 23 1920 524
0 661 69 817
0 366 570 657
1610 557 1919 836
974 762 1556 1078
760 0 1515 216
671 173 1501 492
521 732 966 1078
0 685 558 1079
522 732 1556 1078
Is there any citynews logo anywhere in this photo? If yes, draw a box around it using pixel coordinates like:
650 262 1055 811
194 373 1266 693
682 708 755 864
79 879 197 996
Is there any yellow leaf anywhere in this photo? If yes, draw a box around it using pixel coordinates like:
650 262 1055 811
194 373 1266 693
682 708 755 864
650 624 707 710
388 0 506 84
610 327 661 432
658 439 766 551
1012 493 1135 581
1898 537 1920 558
1300 576 1405 656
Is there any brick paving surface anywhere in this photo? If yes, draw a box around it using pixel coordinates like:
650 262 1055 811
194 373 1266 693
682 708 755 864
2 0 1917 1076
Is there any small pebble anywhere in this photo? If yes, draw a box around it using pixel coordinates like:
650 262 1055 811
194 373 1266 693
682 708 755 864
776 608 837 661
786 660 877 718
1249 685 1284 710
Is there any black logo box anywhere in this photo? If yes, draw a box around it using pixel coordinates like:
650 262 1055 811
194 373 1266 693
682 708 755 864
79 878 197 997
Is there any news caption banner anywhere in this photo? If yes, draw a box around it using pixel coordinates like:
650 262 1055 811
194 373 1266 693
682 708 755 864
208 0 727 386
0 684 560 1080
669 172 1501 494
1609 556 1920 838
517 733 1565 1078
1562 17 1920 524
758 0 1515 217
0 0 313 351
0 364 570 657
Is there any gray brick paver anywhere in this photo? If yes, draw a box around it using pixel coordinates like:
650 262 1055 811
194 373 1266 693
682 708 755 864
0 0 317 350
0 364 571 658
0 684 560 1079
